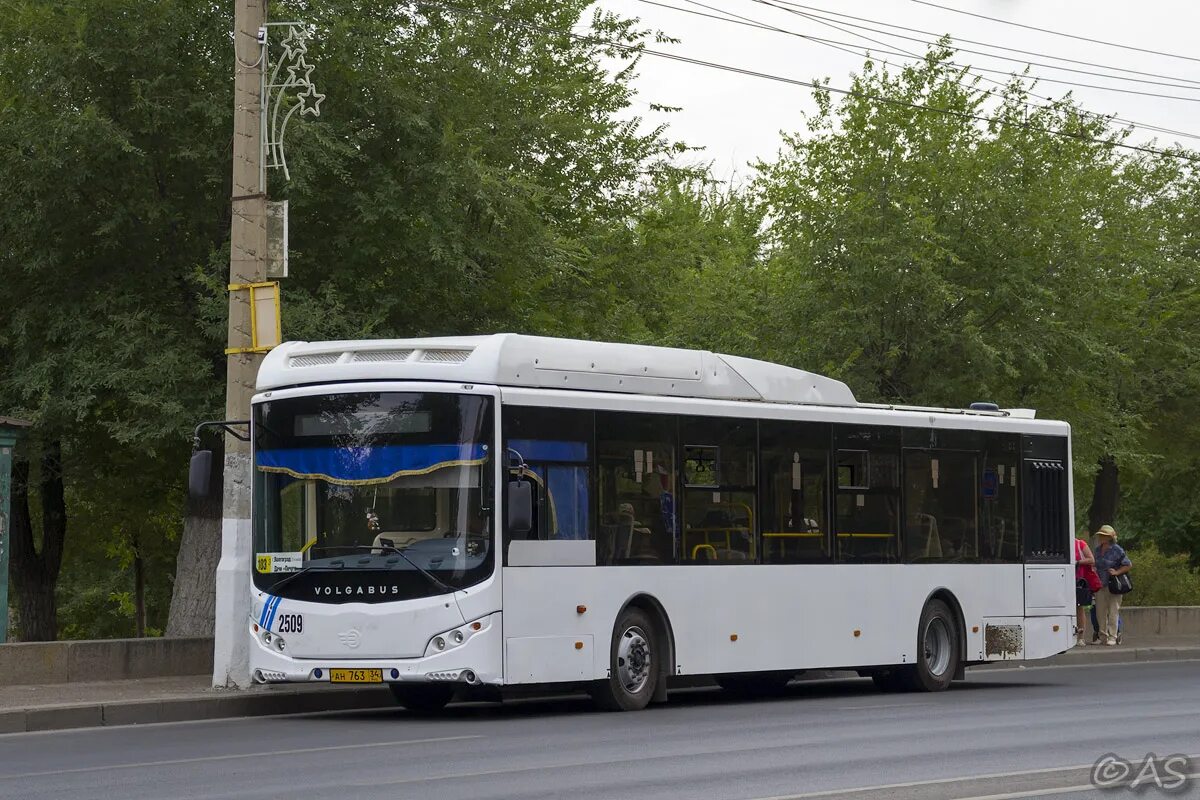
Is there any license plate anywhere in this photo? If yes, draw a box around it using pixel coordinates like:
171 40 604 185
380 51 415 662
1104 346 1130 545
329 668 383 683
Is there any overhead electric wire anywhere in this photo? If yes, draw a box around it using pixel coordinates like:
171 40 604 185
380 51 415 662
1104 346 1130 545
769 0 1200 87
750 1 1200 91
911 0 1200 65
645 0 1200 143
752 0 1200 103
411 0 1200 164
726 0 1200 142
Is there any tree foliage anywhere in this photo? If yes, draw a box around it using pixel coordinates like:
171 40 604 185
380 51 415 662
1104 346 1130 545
3 3 1200 639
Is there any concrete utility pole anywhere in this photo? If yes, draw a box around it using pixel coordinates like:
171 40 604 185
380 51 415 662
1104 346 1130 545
213 0 268 689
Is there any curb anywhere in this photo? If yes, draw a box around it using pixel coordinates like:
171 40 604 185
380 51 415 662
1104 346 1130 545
1 646 1196 735
0 685 394 735
972 644 1200 671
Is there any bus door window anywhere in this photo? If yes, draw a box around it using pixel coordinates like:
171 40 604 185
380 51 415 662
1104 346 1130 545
680 417 756 563
504 406 595 547
981 433 1021 562
761 420 831 563
596 412 677 565
834 426 901 563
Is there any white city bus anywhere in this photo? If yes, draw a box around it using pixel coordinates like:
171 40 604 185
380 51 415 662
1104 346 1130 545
241 334 1074 711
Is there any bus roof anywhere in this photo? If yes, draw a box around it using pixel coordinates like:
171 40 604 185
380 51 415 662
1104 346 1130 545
256 334 1034 419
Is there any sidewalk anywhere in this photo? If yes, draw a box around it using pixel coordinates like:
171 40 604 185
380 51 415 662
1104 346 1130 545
973 635 1200 671
1 638 1196 734
0 676 392 734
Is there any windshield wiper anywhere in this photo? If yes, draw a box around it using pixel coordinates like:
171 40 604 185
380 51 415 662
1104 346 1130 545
283 544 454 595
335 543 454 594
265 557 364 596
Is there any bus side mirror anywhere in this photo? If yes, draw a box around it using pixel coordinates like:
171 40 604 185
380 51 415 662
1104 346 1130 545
189 450 214 500
507 480 532 537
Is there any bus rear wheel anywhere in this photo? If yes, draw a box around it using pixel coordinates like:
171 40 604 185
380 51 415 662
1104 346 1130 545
390 683 455 713
592 607 658 712
910 599 959 691
871 599 960 693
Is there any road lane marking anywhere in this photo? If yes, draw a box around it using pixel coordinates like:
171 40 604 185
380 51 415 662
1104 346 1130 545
0 734 482 780
955 773 1200 800
834 703 933 711
739 756 1200 800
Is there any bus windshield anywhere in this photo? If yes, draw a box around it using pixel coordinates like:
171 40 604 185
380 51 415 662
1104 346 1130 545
252 391 494 601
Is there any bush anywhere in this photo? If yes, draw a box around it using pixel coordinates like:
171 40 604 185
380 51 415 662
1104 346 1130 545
1121 542 1200 606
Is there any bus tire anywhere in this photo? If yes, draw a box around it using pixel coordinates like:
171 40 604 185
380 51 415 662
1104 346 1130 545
907 599 960 692
715 671 794 697
593 607 658 712
390 683 455 713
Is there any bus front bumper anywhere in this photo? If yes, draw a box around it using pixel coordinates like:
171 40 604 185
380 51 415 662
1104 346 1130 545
247 611 503 686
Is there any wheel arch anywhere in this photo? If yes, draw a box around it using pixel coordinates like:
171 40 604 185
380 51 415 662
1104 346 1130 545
923 587 967 664
618 592 677 701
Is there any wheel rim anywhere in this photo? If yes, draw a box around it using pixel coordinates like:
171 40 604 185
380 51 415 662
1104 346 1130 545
617 625 652 694
923 617 952 677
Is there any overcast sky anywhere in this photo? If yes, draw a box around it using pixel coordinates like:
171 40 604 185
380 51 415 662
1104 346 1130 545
592 0 1200 181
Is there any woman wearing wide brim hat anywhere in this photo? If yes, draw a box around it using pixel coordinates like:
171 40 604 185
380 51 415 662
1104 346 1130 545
1093 525 1132 646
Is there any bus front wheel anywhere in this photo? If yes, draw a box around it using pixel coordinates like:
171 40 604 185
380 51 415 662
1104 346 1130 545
390 683 455 713
592 607 658 711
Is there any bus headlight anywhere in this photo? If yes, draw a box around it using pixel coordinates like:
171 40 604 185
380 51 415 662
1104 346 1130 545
424 616 492 657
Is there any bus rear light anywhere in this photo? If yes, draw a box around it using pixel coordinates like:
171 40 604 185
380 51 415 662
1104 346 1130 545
576 605 587 614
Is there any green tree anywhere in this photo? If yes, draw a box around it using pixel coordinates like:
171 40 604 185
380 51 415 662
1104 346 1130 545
752 49 1200 538
0 0 231 639
0 0 687 638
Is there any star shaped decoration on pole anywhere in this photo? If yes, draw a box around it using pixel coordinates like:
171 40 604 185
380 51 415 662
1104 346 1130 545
295 83 326 118
278 26 308 62
262 22 325 182
285 57 315 89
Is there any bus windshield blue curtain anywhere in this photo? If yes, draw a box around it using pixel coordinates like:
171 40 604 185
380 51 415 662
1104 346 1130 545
256 444 487 486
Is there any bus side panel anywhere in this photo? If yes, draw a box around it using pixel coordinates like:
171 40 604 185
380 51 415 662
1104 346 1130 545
501 563 1025 682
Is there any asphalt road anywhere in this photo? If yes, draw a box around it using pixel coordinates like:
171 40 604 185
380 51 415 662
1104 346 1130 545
1 661 1198 800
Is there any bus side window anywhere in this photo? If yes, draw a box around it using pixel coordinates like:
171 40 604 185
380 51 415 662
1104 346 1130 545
596 411 677 566
680 417 756 563
504 406 595 544
761 420 831 563
833 426 901 563
904 449 979 563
